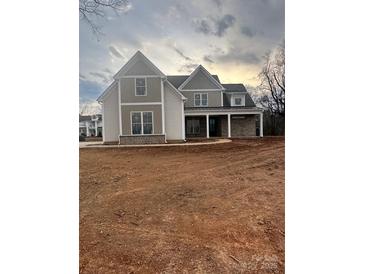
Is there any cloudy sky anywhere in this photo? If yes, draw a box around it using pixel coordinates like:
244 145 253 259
80 0 284 113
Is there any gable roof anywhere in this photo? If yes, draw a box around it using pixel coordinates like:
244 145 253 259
96 80 117 102
178 65 225 90
164 80 187 100
113 51 165 79
222 83 248 93
167 74 221 89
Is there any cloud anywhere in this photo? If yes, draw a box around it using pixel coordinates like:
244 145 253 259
89 72 111 84
193 19 212 35
79 100 102 115
166 3 188 19
178 63 199 73
215 14 236 37
108 46 124 59
79 73 86 80
203 55 214 63
171 46 192 61
80 0 284 95
212 0 223 8
241 26 256 38
192 14 236 37
103 68 113 74
215 49 261 65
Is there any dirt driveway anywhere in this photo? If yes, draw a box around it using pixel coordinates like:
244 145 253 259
80 138 285 273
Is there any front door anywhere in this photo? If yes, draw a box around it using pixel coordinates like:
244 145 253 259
209 117 219 137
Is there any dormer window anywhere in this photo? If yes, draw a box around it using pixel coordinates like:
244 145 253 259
231 94 245 106
135 78 147 96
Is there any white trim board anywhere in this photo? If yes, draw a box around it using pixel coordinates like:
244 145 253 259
118 79 122 136
161 78 166 137
185 111 263 116
180 89 223 92
120 102 162 106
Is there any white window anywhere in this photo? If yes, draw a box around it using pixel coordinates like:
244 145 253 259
131 111 153 135
194 93 208 107
135 78 147 96
235 97 242 105
232 95 245 106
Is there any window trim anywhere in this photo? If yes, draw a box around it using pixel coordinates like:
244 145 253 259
130 111 154 135
231 94 246 106
234 97 242 105
135 77 147 96
193 93 208 107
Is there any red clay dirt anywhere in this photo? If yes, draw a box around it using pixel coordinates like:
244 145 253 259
80 138 285 273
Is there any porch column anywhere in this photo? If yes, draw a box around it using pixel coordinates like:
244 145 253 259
227 114 231 138
206 114 210 138
260 112 263 137
86 122 90 137
95 121 98 136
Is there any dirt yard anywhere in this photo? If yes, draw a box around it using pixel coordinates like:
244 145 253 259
80 138 285 273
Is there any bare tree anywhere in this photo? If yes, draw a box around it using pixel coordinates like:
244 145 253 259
79 0 130 37
258 42 285 116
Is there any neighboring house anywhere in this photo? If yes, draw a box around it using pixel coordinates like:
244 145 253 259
97 51 263 144
79 114 102 137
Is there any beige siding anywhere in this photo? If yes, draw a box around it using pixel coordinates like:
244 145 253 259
125 59 158 76
164 83 184 140
183 90 222 107
121 105 163 135
182 70 221 90
103 84 119 142
121 78 162 103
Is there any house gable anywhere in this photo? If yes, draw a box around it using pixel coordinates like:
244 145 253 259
97 81 117 102
113 51 165 78
179 65 224 90
125 59 159 76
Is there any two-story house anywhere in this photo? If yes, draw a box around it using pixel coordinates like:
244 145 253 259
79 114 102 137
97 51 263 144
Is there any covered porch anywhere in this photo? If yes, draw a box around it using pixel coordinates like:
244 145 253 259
184 108 263 138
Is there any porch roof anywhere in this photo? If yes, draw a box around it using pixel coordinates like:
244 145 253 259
184 106 263 115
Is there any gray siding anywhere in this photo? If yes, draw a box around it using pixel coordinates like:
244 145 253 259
125 59 159 76
121 105 163 135
120 78 162 103
182 70 221 90
103 84 119 142
183 90 222 107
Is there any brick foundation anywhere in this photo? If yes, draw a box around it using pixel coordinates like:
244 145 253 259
119 135 166 145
